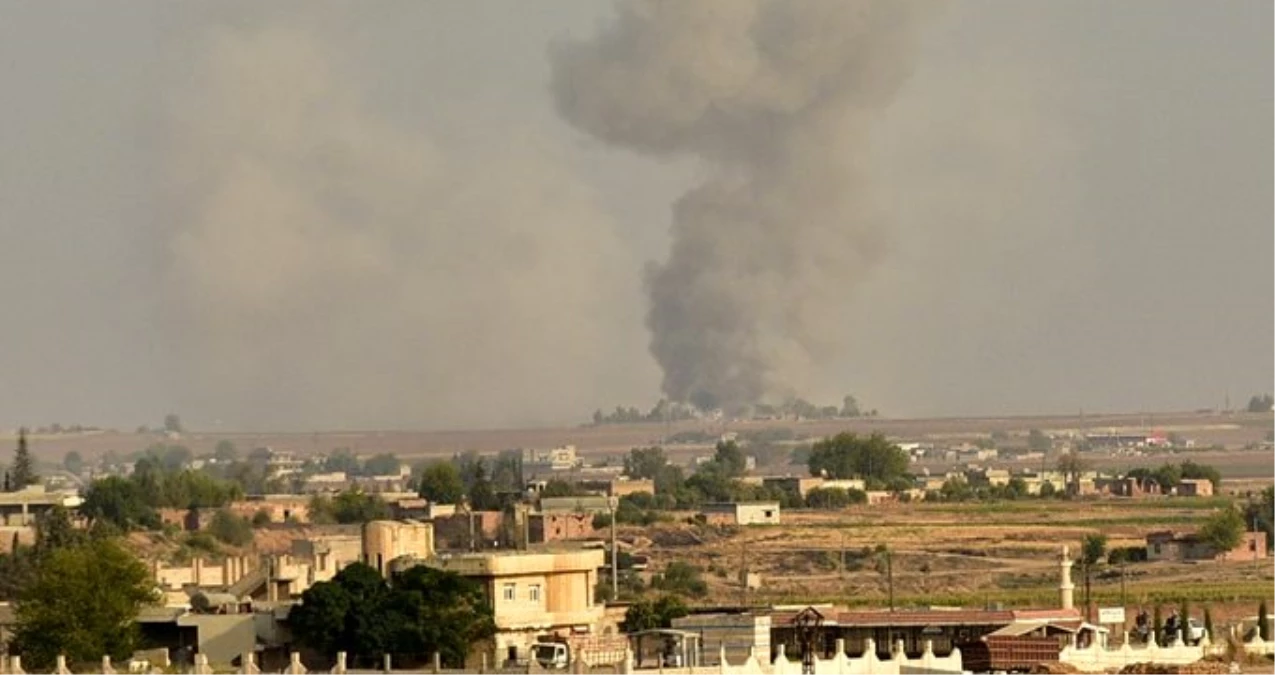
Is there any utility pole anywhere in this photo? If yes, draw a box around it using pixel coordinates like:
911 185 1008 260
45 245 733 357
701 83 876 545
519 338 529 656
609 496 619 600
1120 562 1127 607
839 532 846 580
887 548 895 612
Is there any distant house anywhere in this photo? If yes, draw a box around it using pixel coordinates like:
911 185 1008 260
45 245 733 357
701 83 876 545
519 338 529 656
540 495 613 514
1175 479 1213 497
530 512 595 543
700 502 780 526
1146 530 1267 562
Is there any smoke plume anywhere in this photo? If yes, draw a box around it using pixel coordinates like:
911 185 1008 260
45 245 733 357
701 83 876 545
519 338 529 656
551 1 923 411
158 22 652 430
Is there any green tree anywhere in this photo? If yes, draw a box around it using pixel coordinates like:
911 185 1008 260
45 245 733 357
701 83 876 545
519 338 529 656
289 562 493 669
363 453 402 477
807 433 909 483
712 440 747 478
1152 603 1163 640
624 447 669 480
1203 607 1213 642
251 509 272 527
1027 429 1052 452
540 479 584 498
62 451 84 476
34 505 86 553
650 561 707 598
1246 394 1273 413
163 413 183 434
466 461 500 511
840 395 861 418
1039 481 1058 498
81 476 159 531
418 462 465 504
323 448 362 475
1082 533 1108 565
621 595 689 632
13 538 157 670
213 440 238 463
11 428 37 489
1056 451 1088 498
310 489 390 525
805 487 851 510
1197 507 1245 553
208 509 254 547
1259 600 1270 640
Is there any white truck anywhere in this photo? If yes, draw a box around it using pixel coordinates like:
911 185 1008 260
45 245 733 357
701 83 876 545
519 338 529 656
531 635 629 671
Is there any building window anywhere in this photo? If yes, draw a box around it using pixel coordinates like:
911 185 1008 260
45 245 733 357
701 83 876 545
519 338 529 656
529 584 542 602
502 583 516 601
1153 544 1161 554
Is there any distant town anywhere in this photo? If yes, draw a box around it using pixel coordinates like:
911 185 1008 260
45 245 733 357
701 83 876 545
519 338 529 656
0 402 1268 673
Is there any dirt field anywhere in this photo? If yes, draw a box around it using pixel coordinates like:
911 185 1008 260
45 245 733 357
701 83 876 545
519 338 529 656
621 498 1274 626
14 410 1273 465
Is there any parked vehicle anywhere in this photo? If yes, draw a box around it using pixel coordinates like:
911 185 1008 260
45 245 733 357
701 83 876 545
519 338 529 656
531 635 629 671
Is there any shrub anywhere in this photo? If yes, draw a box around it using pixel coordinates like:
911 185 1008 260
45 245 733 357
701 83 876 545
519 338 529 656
208 509 254 547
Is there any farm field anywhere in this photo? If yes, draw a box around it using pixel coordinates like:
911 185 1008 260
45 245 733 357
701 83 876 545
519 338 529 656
619 498 1274 625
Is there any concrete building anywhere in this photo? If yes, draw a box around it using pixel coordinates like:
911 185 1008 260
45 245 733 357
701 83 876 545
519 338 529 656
289 530 364 582
701 502 780 526
416 548 606 665
433 510 505 550
0 486 81 526
761 476 826 499
529 512 595 543
1146 530 1267 562
578 477 656 498
362 520 434 575
671 613 771 665
540 495 613 514
522 446 582 476
1175 479 1213 497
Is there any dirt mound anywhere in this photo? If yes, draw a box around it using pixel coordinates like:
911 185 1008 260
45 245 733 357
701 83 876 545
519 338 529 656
1027 662 1080 673
1118 660 1231 674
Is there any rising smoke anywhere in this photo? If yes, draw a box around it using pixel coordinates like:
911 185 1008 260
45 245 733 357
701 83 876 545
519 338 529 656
551 1 923 411
158 22 653 430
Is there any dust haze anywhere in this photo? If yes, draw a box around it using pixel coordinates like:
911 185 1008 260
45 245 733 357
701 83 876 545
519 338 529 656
0 1 1268 430
158 22 652 430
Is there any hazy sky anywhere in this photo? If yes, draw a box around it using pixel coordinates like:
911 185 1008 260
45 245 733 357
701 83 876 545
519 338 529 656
0 1 1269 431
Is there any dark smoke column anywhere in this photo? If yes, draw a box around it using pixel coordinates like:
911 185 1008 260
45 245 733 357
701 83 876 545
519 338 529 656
551 1 921 411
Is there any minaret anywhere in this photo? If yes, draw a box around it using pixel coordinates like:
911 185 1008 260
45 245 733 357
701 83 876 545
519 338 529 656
1059 546 1075 610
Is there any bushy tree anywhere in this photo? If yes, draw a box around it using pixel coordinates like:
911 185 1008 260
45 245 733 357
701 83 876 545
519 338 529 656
1027 429 1052 452
417 462 465 504
363 453 402 477
1198 507 1245 553
62 451 84 476
208 509 254 547
310 489 390 525
213 440 239 463
650 561 707 598
1246 394 1273 413
624 447 669 480
805 487 851 510
540 479 585 498
1259 600 1270 640
807 433 908 483
1056 451 1088 497
621 595 689 632
712 440 747 478
163 413 183 434
13 538 158 670
289 562 494 669
1082 533 1108 565
81 476 159 530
